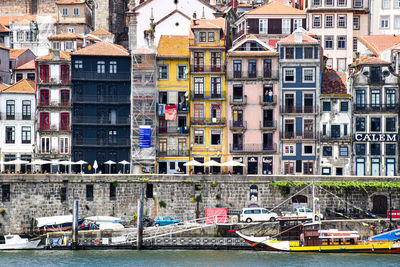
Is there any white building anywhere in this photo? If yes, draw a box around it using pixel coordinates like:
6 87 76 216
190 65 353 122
370 0 400 35
0 79 36 173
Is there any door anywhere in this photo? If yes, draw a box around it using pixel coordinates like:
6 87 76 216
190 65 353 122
372 195 388 215
285 94 294 112
61 90 70 106
109 110 116 124
60 112 70 131
371 158 380 176
356 158 365 176
248 157 258 174
386 158 396 176
233 61 242 78
40 89 49 106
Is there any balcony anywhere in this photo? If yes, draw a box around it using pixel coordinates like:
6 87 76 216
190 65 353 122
190 65 225 73
72 116 130 126
37 124 71 132
353 104 398 113
233 29 245 41
37 100 72 108
72 71 130 81
260 120 277 130
230 143 277 153
190 117 226 126
230 120 247 130
158 126 189 134
178 104 189 113
281 105 316 114
1 112 32 120
260 95 277 106
73 95 130 104
230 95 247 106
36 148 70 156
158 149 189 157
320 134 351 142
190 91 226 100
72 138 130 147
281 131 315 140
226 70 278 80
38 77 71 85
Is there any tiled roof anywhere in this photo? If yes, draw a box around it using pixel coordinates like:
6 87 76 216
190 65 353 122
1 79 36 94
321 70 347 95
72 41 129 56
247 0 305 15
191 18 225 30
48 32 83 41
15 59 35 70
0 83 8 91
132 46 155 54
13 18 33 26
0 15 36 27
90 28 113 35
0 44 10 51
56 0 85 4
10 48 29 59
278 32 319 44
351 56 391 66
157 35 189 58
357 35 400 56
0 24 10 33
37 51 71 61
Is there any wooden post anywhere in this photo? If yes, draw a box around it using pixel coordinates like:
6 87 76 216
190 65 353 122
72 199 79 249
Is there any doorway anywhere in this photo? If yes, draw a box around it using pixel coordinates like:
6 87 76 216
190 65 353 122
372 195 388 215
247 157 258 174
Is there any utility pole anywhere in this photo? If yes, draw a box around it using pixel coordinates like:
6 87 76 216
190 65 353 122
137 187 144 249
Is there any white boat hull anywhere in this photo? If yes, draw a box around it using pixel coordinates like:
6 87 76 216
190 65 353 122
0 240 40 250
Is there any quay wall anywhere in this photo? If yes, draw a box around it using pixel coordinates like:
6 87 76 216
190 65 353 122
0 174 400 234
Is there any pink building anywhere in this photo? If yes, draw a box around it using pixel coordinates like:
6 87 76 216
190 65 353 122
226 35 279 175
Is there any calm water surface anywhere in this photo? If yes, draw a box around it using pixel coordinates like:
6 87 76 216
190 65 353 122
0 250 399 267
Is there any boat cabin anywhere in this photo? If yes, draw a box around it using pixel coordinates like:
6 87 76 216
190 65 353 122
302 224 359 246
279 218 309 241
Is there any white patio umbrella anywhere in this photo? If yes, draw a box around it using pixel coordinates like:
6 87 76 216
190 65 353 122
28 159 51 165
93 160 98 174
74 160 88 173
59 160 75 173
183 160 202 166
221 160 245 167
118 160 129 174
104 160 116 174
202 160 222 167
5 159 29 165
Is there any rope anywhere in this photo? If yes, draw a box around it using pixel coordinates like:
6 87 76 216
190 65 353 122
270 183 313 212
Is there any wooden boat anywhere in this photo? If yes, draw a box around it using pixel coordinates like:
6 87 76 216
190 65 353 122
36 215 84 234
236 222 400 253
0 234 40 250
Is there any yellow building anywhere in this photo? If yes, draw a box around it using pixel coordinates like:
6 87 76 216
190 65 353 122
188 18 227 174
156 35 190 174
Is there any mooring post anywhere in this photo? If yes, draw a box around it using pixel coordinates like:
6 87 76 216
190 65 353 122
137 198 143 249
72 199 79 249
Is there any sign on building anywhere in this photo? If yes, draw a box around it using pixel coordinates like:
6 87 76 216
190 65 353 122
139 125 151 148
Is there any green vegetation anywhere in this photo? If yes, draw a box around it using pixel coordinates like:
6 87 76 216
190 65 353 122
270 181 400 191
211 181 218 188
159 200 167 208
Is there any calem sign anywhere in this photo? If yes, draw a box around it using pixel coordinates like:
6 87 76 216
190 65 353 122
354 133 398 142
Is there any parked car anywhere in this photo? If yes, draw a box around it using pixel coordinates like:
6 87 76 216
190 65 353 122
281 208 324 220
240 208 278 223
153 216 180 226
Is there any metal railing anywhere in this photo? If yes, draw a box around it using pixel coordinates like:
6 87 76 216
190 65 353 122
230 120 247 130
158 126 189 134
226 70 278 80
353 104 398 112
230 143 277 153
229 95 247 105
37 100 72 108
72 71 130 81
260 120 276 129
72 138 130 146
72 95 130 104
190 91 226 100
72 116 130 125
320 134 351 142
190 65 225 73
281 105 316 114
0 112 32 120
37 124 71 131
38 78 71 85
157 150 189 157
190 117 226 125
259 95 277 105
281 131 314 139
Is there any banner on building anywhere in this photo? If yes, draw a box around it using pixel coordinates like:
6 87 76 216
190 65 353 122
139 125 151 148
158 104 165 116
165 105 177 120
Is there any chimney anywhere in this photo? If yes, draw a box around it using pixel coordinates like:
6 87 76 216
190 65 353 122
294 27 304 43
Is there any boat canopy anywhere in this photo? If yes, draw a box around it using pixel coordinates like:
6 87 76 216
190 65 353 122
370 228 400 241
36 215 73 227
84 216 121 222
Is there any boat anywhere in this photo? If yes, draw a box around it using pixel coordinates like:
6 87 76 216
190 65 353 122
0 234 40 250
36 215 85 234
83 216 125 230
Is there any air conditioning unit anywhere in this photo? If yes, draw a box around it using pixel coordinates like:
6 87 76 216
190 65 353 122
50 125 57 130
50 78 56 83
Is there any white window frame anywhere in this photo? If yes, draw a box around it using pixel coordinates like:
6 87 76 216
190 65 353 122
62 7 68 16
21 126 31 144
325 15 334 28
326 0 334 6
60 137 69 154
337 0 346 6
381 16 390 29
293 19 302 31
395 16 400 28
68 28 75 33
74 60 83 69
353 16 360 30
97 61 105 74
194 130 204 145
322 167 331 175
17 31 24 41
284 145 295 155
303 144 314 155
313 15 321 28
282 19 291 34
382 0 390 9
109 61 117 74
284 68 296 83
337 36 346 49
325 35 334 49
177 65 188 80
337 15 346 28
302 68 315 83
353 0 362 7
65 41 73 50
73 7 79 16
52 41 60 50
158 65 168 80
259 19 268 34
41 137 50 153
313 0 321 6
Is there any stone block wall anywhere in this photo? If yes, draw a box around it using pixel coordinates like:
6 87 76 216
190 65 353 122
2 0 57 15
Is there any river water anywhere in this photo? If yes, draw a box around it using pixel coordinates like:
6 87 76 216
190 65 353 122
1 250 399 267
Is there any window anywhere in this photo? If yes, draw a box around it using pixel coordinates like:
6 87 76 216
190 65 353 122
340 101 348 111
331 125 340 138
337 15 346 28
210 130 221 145
5 127 14 143
386 117 396 132
40 112 50 130
339 146 348 156
61 65 70 83
52 41 60 50
62 7 68 16
338 0 346 6
285 47 294 59
60 137 69 154
395 16 400 28
263 59 272 78
22 100 31 120
208 32 215 42
344 124 348 136
194 77 204 96
199 32 206 42
110 183 116 200
284 162 294 174
282 19 291 34
97 61 105 73
248 60 257 78
313 15 321 28
211 77 221 97
381 16 390 28
386 144 396 155
323 101 331 111
303 162 313 175
326 0 333 5
210 52 221 70
211 103 221 120
73 7 79 16
109 61 117 73
61 90 70 106
396 0 400 8
323 146 332 156
354 0 362 7
259 19 268 34
177 65 187 80
355 118 365 131
338 58 346 72
353 16 360 29
60 112 70 131
74 60 83 69
313 0 321 5
314 36 321 43
325 36 333 49
2 185 10 202
304 146 313 154
325 15 334 28
67 28 75 33
194 103 204 122
356 144 366 155
303 68 315 82
41 137 50 153
284 145 295 154
337 36 346 49
370 118 381 132
39 65 49 83
17 31 24 41
193 52 204 70
336 168 343 175
27 73 35 81
322 167 331 175
304 47 313 59
322 124 326 135
353 37 358 51
21 126 31 144
159 65 168 80
382 0 390 8
284 68 295 82
194 130 204 144
6 100 15 120
293 19 302 31
370 143 381 156
86 185 94 201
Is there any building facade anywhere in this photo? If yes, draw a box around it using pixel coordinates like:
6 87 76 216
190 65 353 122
319 70 352 176
370 0 400 35
189 18 227 174
36 51 72 172
55 0 93 35
156 35 190 174
306 0 369 71
13 60 35 83
350 56 400 176
71 41 131 173
278 28 322 175
0 79 36 173
0 46 10 84
226 34 279 175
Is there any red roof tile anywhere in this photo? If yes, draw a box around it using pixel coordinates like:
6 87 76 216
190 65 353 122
247 0 305 15
9 48 29 59
357 35 400 56
37 51 71 61
0 83 8 91
15 59 35 70
56 0 85 4
351 56 391 66
157 35 189 58
48 32 83 41
1 79 36 94
278 32 319 44
90 28 113 35
0 24 10 33
72 41 129 56
321 70 347 95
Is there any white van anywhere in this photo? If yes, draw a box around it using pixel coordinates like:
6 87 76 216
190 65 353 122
240 208 278 223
